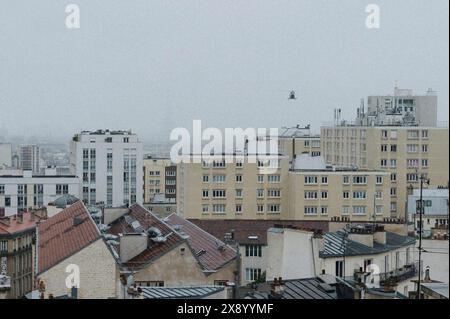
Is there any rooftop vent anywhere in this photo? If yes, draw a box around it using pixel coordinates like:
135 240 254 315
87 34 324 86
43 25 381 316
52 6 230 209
196 249 206 257
73 217 84 227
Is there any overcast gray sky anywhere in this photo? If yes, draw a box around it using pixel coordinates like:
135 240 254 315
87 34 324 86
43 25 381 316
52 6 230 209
0 0 448 143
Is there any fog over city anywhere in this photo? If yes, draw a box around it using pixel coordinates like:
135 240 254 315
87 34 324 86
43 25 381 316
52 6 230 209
0 0 448 144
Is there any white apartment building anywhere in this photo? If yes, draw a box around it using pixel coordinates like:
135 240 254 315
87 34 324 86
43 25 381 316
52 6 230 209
19 145 40 174
0 169 80 216
69 130 143 207
407 189 449 233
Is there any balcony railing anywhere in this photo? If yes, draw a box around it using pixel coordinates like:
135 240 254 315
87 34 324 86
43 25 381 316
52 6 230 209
380 262 419 285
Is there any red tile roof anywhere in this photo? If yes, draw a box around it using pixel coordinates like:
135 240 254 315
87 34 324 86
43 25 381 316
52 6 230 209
37 201 101 274
107 204 184 270
188 219 329 245
165 214 237 271
0 210 46 236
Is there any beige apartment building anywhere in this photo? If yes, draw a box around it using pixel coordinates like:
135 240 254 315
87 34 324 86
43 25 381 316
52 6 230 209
177 154 391 221
321 126 449 218
278 132 321 161
143 156 176 203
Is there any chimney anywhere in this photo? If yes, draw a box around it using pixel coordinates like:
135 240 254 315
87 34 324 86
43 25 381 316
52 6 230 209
348 227 374 248
0 208 4 218
17 212 24 224
373 225 386 245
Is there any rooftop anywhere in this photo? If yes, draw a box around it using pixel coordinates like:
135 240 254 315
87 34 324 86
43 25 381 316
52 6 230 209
320 230 416 258
140 285 225 299
0 209 47 236
165 213 237 271
188 219 328 245
421 282 449 299
37 201 101 274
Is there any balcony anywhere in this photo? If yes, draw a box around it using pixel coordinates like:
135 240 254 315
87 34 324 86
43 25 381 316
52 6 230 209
380 262 419 286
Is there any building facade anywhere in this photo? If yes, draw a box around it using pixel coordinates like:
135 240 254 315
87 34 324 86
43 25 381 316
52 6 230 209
19 145 40 174
321 126 449 218
69 130 143 207
143 156 177 203
0 169 80 216
0 143 12 168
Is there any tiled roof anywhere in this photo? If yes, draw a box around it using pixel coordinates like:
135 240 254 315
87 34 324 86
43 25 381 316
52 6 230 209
141 286 225 299
107 204 184 270
0 211 45 236
165 214 237 271
320 230 416 258
188 219 328 245
37 201 101 274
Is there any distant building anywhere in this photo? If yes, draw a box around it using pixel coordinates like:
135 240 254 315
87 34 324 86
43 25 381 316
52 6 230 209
407 189 449 237
143 193 177 218
277 126 321 162
143 156 176 204
19 145 40 174
70 129 143 207
0 209 47 298
357 87 438 127
0 143 12 168
0 169 80 216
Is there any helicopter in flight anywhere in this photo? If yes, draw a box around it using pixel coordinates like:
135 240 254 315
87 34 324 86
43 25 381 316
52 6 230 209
288 90 298 100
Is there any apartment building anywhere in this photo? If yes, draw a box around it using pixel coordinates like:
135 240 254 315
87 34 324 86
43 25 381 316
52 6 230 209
321 125 449 218
277 126 321 161
70 130 143 207
143 156 176 203
177 154 290 220
0 169 80 216
288 164 390 221
0 209 47 298
19 145 40 174
178 153 390 221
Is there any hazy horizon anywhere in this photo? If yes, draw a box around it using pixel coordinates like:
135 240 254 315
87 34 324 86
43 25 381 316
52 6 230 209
0 0 448 143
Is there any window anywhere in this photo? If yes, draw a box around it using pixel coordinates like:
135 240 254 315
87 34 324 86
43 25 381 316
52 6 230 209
375 191 383 199
321 191 328 199
254 189 263 199
236 160 243 167
375 205 383 215
321 176 328 184
342 191 350 199
212 189 226 198
376 176 383 185
257 175 264 183
56 184 69 195
381 144 387 152
391 173 397 182
202 175 209 183
304 206 318 215
422 159 428 168
380 159 387 167
0 185 4 194
321 206 328 215
381 130 388 139
407 159 419 168
390 187 397 197
407 130 419 139
245 268 262 282
235 204 242 214
0 241 7 252
390 159 397 168
304 191 318 199
390 130 397 139
202 190 209 198
422 130 428 139
407 173 418 182
235 189 243 198
267 204 281 213
353 176 367 184
202 205 209 213
257 204 264 213
267 189 281 198
235 175 243 183
422 145 428 153
342 176 350 184
341 206 349 215
335 261 344 277
245 245 262 257
212 175 226 183
353 191 366 199
212 204 226 213
268 175 280 183
390 145 397 152
352 206 366 215
304 176 318 184
407 144 419 153
212 160 226 168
